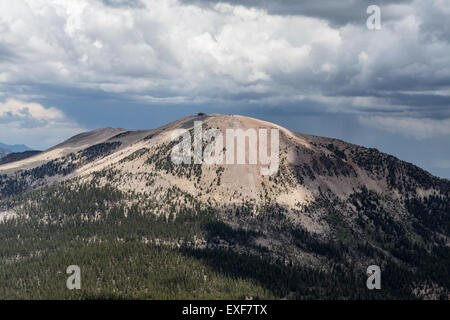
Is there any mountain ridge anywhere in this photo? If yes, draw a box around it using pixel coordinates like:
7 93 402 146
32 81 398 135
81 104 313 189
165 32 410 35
0 142 32 153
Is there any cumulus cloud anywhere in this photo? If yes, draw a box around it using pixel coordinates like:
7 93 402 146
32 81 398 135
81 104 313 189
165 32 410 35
0 99 64 123
0 0 342 99
0 0 449 141
0 99 85 149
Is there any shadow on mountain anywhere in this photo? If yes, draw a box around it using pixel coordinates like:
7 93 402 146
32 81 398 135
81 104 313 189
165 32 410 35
179 245 414 299
203 220 262 246
0 150 42 166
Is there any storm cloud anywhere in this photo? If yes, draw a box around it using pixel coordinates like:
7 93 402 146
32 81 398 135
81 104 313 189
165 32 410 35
180 0 415 26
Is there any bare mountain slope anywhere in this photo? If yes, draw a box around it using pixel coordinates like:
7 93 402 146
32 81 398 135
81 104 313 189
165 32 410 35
0 128 125 172
2 114 445 211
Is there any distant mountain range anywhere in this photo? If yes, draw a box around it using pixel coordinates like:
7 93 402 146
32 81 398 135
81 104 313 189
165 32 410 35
0 142 37 165
0 147 10 159
0 142 32 154
0 114 448 299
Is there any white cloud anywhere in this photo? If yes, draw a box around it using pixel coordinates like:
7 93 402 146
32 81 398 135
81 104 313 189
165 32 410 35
0 99 85 149
0 99 64 121
0 0 342 99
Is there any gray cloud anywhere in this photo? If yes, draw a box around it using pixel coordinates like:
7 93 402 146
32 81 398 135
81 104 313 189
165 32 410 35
181 0 414 26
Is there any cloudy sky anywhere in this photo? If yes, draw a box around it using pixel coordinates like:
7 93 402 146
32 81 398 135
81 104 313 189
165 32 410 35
0 0 449 178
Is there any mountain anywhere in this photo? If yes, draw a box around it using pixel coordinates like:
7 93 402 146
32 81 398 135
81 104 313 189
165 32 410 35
0 142 33 160
0 147 11 159
0 142 32 153
0 114 448 300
